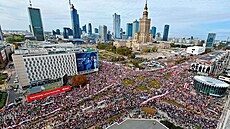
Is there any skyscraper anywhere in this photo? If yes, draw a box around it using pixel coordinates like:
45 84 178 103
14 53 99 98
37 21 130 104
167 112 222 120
69 0 81 39
0 25 3 41
133 0 152 43
56 29 61 35
28 7 45 41
126 23 133 38
113 13 121 39
206 33 216 49
99 25 107 42
132 20 139 39
151 26 156 38
95 28 99 33
82 25 87 33
88 23 92 35
63 27 70 39
163 25 170 41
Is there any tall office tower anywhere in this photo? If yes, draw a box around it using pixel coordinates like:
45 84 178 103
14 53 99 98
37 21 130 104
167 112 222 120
0 25 3 41
107 31 112 41
56 29 61 35
82 25 87 33
134 0 152 43
99 25 107 42
151 26 156 38
68 29 73 36
52 30 56 35
88 23 92 35
163 25 170 41
156 32 161 40
113 13 121 39
206 33 216 49
126 23 133 38
95 28 99 33
63 27 70 39
132 20 139 38
191 36 194 40
69 0 81 38
28 6 45 41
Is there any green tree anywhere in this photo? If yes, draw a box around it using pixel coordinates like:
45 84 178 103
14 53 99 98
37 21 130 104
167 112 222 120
71 74 88 87
152 46 158 52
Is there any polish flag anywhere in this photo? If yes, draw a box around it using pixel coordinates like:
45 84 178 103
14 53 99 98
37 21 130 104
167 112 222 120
184 83 189 89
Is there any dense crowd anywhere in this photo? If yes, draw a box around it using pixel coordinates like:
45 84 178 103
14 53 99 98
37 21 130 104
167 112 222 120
0 56 224 129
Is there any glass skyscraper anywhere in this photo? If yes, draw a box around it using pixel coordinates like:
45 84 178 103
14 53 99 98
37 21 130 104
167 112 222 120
95 28 99 33
113 13 121 39
151 26 156 38
82 25 87 33
0 25 3 41
206 33 216 49
70 4 81 38
163 25 169 41
126 23 133 38
28 7 44 41
99 25 107 42
132 20 139 38
88 23 92 35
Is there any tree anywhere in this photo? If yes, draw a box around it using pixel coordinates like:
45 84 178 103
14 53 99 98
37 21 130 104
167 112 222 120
152 46 158 52
71 74 88 87
143 48 151 53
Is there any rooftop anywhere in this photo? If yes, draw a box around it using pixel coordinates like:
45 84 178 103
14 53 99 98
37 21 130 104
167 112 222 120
107 119 168 129
199 51 226 62
194 76 229 88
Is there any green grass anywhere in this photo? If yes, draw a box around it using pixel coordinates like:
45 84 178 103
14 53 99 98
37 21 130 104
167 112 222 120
122 79 134 87
0 92 7 109
165 73 171 79
137 76 145 81
0 74 8 85
44 82 61 91
148 80 161 89
135 85 152 92
106 113 124 123
163 99 184 108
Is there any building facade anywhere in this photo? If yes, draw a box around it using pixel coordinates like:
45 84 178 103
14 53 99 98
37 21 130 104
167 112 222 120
70 4 81 38
82 25 87 33
206 33 216 49
88 23 92 35
194 76 229 97
99 25 108 42
186 46 205 55
133 1 152 43
132 20 139 39
113 13 121 39
126 23 133 39
163 25 169 41
151 26 156 38
0 25 4 41
28 7 44 41
95 28 99 33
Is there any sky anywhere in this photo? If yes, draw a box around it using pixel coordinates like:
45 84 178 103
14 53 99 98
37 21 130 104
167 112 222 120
0 0 230 40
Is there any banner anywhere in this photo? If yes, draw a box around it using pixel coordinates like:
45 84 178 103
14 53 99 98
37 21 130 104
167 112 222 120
27 86 71 102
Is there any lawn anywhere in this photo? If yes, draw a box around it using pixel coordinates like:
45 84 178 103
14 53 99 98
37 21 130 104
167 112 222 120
165 73 171 79
148 80 161 89
122 79 134 87
141 107 157 115
0 74 8 84
44 82 61 91
163 99 184 108
106 113 124 123
137 76 145 81
135 85 152 92
0 92 7 109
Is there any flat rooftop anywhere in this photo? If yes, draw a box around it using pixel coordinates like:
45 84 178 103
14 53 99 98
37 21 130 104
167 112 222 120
199 51 226 62
107 119 168 129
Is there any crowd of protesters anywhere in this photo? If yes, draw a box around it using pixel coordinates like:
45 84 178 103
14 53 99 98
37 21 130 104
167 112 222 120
0 55 224 129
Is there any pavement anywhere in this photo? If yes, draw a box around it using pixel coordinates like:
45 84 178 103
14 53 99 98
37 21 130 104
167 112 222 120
8 89 21 103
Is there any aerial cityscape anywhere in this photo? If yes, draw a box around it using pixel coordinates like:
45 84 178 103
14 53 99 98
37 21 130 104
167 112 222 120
0 0 230 129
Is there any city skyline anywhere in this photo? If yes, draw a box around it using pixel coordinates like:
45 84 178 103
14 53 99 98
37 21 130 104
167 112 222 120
0 0 230 40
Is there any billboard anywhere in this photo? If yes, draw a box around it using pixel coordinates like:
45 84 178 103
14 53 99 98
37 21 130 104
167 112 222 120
27 86 71 102
76 52 98 73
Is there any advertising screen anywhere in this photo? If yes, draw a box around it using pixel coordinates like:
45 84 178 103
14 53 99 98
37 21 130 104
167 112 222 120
76 52 98 72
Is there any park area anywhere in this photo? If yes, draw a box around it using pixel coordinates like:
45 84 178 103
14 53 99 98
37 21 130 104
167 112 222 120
0 92 7 109
122 79 134 87
0 73 8 85
148 80 162 89
141 107 157 115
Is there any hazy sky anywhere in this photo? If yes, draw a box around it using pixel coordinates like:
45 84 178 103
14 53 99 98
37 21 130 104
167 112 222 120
0 0 230 40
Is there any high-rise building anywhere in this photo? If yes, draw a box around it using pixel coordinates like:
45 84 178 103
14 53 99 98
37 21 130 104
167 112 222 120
0 25 3 41
126 23 133 38
113 13 121 39
28 7 45 41
70 1 81 39
227 37 230 45
63 27 70 39
56 29 61 35
163 25 169 41
107 31 112 41
151 26 156 38
88 23 92 35
82 25 87 33
95 28 99 33
206 33 216 49
132 20 139 38
68 29 73 36
99 25 107 42
156 32 161 41
133 0 153 43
